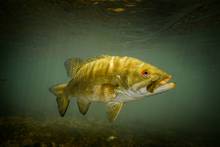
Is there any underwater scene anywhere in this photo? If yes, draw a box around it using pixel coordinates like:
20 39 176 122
1 0 220 146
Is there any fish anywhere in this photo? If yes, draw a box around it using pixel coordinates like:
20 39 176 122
49 55 176 122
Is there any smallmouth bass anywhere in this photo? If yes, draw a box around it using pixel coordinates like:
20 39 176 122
50 55 176 122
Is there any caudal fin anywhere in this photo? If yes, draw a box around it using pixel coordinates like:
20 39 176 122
49 83 70 117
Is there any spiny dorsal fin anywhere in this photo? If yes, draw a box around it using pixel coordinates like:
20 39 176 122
64 55 110 78
85 55 110 63
64 58 84 78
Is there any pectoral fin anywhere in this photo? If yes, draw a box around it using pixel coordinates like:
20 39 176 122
106 102 123 122
77 98 91 115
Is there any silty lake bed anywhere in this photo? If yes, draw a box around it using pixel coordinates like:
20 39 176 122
1 0 220 146
0 116 219 147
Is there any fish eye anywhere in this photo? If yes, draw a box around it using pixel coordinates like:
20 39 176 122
141 70 149 78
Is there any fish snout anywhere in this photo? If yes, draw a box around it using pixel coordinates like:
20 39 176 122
159 75 172 85
146 75 173 93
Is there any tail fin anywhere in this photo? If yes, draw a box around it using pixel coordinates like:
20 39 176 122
49 83 70 117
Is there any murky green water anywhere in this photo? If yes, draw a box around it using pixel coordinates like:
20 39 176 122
1 0 220 146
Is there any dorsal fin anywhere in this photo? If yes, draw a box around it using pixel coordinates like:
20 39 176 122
85 55 110 63
64 55 110 78
64 58 84 78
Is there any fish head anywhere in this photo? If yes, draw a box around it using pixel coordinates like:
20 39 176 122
126 61 175 97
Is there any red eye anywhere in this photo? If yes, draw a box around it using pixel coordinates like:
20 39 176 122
142 71 149 78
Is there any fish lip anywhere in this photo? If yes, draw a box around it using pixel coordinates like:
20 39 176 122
146 76 172 93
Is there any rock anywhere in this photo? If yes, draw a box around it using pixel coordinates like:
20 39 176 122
107 8 126 13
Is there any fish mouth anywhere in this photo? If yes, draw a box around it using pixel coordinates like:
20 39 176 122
146 75 175 93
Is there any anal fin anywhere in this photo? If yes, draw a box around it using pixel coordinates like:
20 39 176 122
77 98 91 115
106 101 123 122
56 96 70 117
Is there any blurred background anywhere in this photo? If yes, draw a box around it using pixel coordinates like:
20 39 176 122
0 0 220 146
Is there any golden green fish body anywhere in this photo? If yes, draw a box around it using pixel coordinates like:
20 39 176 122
67 56 171 102
67 56 144 102
50 55 176 122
